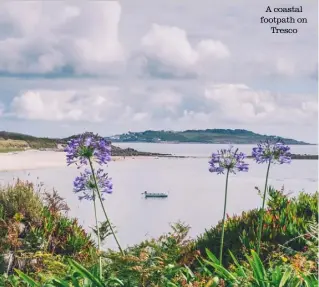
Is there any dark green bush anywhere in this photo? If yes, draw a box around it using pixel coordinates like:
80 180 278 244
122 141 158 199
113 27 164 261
196 188 318 266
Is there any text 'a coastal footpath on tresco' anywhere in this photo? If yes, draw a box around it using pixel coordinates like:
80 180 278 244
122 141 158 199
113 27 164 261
260 6 307 34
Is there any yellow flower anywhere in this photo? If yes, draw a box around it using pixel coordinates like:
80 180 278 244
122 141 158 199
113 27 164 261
281 256 288 262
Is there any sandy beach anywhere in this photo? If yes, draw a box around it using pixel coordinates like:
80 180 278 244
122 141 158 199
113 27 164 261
0 150 157 172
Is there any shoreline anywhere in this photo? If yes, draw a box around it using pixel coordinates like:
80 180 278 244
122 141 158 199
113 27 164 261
0 150 317 172
113 141 318 146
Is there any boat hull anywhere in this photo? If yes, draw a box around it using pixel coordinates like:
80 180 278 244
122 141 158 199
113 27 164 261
145 194 168 198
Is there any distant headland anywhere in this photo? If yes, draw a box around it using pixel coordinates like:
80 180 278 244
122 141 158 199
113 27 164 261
106 129 312 145
0 130 317 160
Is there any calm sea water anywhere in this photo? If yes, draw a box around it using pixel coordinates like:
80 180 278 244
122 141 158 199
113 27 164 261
115 142 319 157
0 144 317 250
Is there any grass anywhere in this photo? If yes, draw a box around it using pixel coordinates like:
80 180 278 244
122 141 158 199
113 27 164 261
0 138 57 152
0 139 29 153
0 148 25 153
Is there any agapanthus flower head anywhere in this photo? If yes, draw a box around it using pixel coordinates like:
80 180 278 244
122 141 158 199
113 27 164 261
64 132 111 167
73 168 113 201
209 146 249 174
252 138 291 164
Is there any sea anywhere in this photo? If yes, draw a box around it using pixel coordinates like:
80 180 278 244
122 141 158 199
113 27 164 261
0 143 317 250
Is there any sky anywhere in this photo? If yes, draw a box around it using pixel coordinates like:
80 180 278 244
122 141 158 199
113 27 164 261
0 0 317 143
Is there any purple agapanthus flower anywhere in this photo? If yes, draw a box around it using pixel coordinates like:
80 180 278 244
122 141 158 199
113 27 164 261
64 132 111 167
73 168 113 201
209 146 249 174
252 139 291 164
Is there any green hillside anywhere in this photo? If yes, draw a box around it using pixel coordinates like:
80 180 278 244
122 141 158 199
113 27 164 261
0 131 57 150
107 129 310 145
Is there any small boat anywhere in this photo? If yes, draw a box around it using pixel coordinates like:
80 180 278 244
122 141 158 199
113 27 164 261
142 191 168 198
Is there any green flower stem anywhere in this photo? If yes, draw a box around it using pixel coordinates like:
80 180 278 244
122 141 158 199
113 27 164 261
92 192 103 278
256 160 271 255
219 169 230 264
88 158 124 255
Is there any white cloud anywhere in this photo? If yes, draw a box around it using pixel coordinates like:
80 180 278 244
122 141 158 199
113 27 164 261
141 24 198 68
149 90 182 113
204 84 317 124
10 83 316 130
2 80 317 142
132 112 149 121
0 0 317 142
0 1 125 74
140 24 230 75
11 87 122 122
196 40 230 60
0 0 316 82
276 58 295 76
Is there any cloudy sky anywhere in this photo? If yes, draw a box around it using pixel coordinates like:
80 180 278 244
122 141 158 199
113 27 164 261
0 0 317 142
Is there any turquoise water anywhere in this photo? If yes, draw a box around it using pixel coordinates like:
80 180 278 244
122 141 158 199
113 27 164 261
0 144 317 250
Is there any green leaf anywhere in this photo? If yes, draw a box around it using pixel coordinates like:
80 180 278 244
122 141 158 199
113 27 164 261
51 279 71 287
15 269 41 287
229 250 247 278
105 277 124 286
248 250 267 287
203 259 238 283
205 248 220 264
278 268 292 287
197 258 213 276
183 265 195 278
302 275 318 287
68 259 104 287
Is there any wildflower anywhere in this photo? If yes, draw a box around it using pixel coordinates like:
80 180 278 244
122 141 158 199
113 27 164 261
73 168 113 201
208 145 248 264
253 138 292 255
209 146 249 174
252 139 291 164
64 132 111 167
281 256 288 262
65 132 124 274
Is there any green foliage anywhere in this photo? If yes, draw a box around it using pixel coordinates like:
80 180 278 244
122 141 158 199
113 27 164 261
0 181 317 287
1 259 123 287
103 222 200 286
199 249 318 287
0 180 43 223
0 131 57 149
196 188 318 266
111 129 308 144
91 221 117 243
0 181 97 276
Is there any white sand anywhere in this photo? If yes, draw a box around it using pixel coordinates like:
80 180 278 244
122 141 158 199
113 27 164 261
0 150 157 172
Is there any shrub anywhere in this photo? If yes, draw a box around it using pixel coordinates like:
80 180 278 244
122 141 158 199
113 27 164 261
0 180 43 224
103 222 199 286
196 188 318 266
0 180 97 276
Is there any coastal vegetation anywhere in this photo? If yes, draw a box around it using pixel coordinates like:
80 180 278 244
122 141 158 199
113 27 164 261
0 131 317 160
107 129 310 145
0 132 57 150
0 132 317 286
0 131 168 157
0 129 312 153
